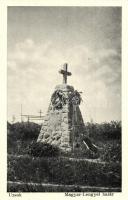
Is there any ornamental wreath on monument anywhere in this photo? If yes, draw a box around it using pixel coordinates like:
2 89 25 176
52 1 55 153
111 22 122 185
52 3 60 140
51 89 82 110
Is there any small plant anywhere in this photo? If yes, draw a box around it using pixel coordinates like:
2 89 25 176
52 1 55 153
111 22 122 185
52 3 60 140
28 141 60 157
101 143 121 162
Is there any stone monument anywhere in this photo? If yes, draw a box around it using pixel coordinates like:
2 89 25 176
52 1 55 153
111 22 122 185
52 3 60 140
37 63 86 152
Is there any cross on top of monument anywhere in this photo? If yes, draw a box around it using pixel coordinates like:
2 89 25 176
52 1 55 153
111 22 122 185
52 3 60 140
59 63 72 84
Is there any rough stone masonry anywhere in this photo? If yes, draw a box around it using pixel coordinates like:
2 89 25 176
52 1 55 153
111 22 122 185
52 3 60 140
37 63 86 152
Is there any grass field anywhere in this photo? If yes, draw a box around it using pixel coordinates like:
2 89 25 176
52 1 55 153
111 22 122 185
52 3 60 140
7 121 121 192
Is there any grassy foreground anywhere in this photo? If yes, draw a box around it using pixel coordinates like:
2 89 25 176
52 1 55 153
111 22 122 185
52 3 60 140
8 154 121 192
7 121 121 192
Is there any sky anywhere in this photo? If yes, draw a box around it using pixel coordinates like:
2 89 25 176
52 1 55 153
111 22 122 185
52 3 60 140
7 6 121 123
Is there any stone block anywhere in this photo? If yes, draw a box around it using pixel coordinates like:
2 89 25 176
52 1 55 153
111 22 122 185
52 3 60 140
60 143 70 148
43 123 48 127
52 131 57 136
61 137 69 142
55 130 62 135
63 118 68 123
61 122 68 128
51 140 61 146
56 135 61 140
62 112 68 116
44 133 50 139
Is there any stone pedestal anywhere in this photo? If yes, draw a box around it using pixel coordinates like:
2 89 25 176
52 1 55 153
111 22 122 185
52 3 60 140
37 84 86 151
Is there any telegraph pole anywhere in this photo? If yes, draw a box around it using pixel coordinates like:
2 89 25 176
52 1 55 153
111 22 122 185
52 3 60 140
39 110 42 118
21 104 23 122
12 115 15 124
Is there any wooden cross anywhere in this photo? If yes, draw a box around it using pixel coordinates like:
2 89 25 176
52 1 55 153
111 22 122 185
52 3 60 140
59 63 72 84
39 110 42 118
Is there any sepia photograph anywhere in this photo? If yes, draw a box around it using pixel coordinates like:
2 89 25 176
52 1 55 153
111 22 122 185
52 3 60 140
7 6 121 192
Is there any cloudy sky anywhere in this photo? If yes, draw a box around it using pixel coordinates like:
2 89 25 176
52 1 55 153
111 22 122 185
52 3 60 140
7 6 121 123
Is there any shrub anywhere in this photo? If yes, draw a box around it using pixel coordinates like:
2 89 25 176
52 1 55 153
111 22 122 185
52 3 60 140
85 121 121 141
8 122 41 141
101 143 121 162
28 141 60 157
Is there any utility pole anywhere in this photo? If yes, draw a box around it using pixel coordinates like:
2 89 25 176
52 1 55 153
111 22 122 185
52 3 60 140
27 116 29 123
12 115 15 124
38 110 42 118
21 104 23 122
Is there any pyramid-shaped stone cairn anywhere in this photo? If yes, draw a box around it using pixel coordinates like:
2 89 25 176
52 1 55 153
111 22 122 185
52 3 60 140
37 63 86 152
